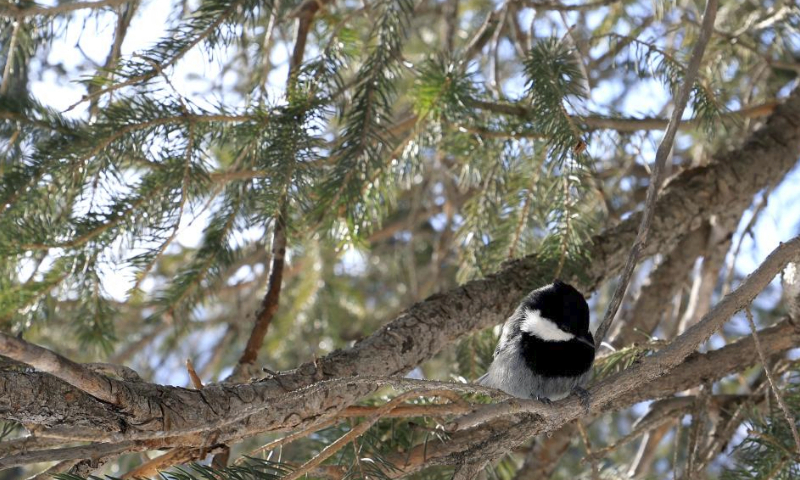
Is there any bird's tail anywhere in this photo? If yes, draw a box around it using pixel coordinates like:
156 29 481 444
476 372 489 385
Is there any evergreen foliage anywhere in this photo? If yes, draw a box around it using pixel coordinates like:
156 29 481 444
722 378 800 480
1 0 799 478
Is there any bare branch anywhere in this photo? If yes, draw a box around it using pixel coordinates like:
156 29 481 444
523 0 622 11
233 0 330 378
594 0 719 346
745 306 800 455
0 441 139 469
576 420 600 480
467 99 777 132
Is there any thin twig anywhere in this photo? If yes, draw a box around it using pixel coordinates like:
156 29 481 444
586 397 691 461
745 306 800 455
186 358 204 389
283 389 455 480
576 420 600 480
235 418 339 465
26 459 80 480
121 447 212 479
88 1 137 117
465 99 777 132
722 192 770 296
673 420 681 480
524 0 621 11
593 0 719 346
684 383 711 478
259 0 282 96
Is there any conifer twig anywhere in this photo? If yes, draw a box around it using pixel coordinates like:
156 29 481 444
63 0 247 112
593 0 719 346
745 306 800 455
233 0 330 377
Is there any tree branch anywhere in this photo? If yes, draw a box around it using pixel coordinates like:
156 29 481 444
467 99 777 132
0 0 131 17
0 333 122 405
594 0 719 346
0 441 139 469
233 0 329 378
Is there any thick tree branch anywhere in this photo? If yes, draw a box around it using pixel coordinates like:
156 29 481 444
0 333 122 405
2 318 798 470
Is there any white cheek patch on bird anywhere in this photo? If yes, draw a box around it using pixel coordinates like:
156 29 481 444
520 309 575 342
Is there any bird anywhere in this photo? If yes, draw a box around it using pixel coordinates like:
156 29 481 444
477 280 595 404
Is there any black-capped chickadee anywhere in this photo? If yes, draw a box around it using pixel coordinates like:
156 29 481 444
478 280 595 403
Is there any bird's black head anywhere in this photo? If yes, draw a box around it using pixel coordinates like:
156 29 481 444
523 280 590 338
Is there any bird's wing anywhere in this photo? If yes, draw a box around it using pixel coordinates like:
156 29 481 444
493 308 523 357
